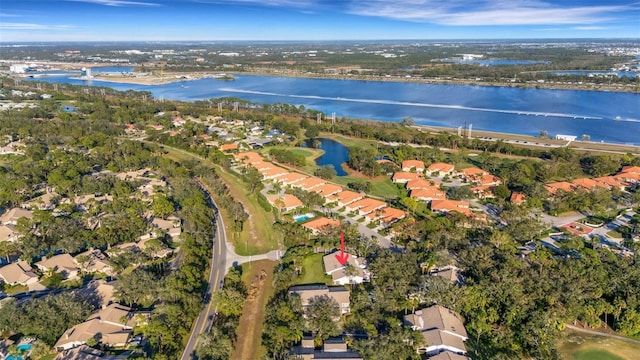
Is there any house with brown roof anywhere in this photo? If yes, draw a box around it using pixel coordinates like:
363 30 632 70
276 172 308 186
288 285 351 314
219 143 238 152
74 249 113 275
427 163 455 176
572 178 601 190
294 177 327 191
0 224 20 243
260 166 289 180
365 207 407 225
406 178 437 191
313 184 343 198
510 192 527 205
430 200 471 216
323 252 369 285
326 191 365 207
460 167 488 181
429 352 469 360
268 194 304 213
410 188 447 202
302 217 341 234
0 207 33 226
402 160 425 173
152 217 182 239
35 254 80 280
392 171 423 183
54 345 129 360
345 198 387 216
404 305 468 356
544 181 576 195
0 260 39 286
593 176 628 190
55 304 137 351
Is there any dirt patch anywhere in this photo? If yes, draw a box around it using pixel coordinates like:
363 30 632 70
231 260 277 360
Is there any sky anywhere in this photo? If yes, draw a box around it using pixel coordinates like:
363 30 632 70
1 0 639 42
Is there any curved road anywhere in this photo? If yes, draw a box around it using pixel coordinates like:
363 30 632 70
180 185 228 360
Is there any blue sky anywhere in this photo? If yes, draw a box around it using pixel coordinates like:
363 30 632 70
1 0 639 42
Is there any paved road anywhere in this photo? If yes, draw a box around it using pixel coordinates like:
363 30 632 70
565 324 640 345
180 188 227 360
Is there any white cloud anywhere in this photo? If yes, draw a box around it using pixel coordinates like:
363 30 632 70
347 0 633 26
572 26 608 31
66 0 160 6
190 0 319 9
0 22 76 30
0 13 22 18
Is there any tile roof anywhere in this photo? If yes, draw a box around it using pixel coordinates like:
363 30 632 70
313 184 344 197
302 217 341 232
402 160 425 171
427 162 455 173
410 188 447 201
295 177 327 191
268 194 304 210
277 172 308 185
219 143 238 151
430 200 471 216
392 171 423 182
510 192 527 204
544 181 576 195
327 190 364 205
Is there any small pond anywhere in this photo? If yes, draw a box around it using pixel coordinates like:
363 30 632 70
302 138 349 176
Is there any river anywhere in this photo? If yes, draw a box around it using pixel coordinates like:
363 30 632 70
25 73 640 145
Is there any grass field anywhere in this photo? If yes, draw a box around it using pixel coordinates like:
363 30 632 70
294 253 330 285
231 260 277 360
557 329 640 360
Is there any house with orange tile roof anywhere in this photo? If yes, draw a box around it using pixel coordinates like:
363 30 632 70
149 124 164 131
544 182 576 195
478 174 502 187
620 165 640 174
220 143 239 152
392 171 423 183
471 185 496 199
276 172 308 186
252 162 273 171
402 160 425 173
410 188 447 202
313 184 343 198
268 194 304 213
234 151 263 163
461 167 488 181
326 191 365 207
510 192 527 205
615 171 640 183
406 178 437 191
593 176 628 190
260 167 289 180
302 217 341 234
430 200 471 216
572 178 601 190
366 207 406 225
426 162 455 176
346 198 387 216
294 177 327 191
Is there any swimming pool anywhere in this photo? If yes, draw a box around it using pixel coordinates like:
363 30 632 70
6 343 32 360
293 213 315 223
17 344 32 351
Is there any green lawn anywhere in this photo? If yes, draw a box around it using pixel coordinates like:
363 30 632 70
294 253 330 285
331 175 402 200
557 329 640 360
607 230 623 239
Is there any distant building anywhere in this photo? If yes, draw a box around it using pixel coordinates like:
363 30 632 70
555 134 577 141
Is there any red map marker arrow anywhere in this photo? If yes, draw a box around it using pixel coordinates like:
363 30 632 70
335 232 349 265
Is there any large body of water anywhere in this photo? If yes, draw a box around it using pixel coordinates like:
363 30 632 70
26 71 640 145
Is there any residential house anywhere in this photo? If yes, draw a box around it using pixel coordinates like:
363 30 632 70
345 198 387 216
54 303 137 351
302 217 341 234
460 167 488 182
392 171 423 183
220 143 238 152
593 176 628 191
171 117 186 127
404 305 468 356
323 252 369 285
431 266 464 285
572 178 601 190
234 151 263 164
406 178 438 191
544 182 576 195
22 191 59 210
0 260 39 286
152 216 182 239
295 177 327 191
429 352 469 360
402 160 425 173
477 174 502 187
326 191 364 208
510 192 527 205
80 279 117 309
259 166 289 180
276 172 308 186
410 188 447 202
74 249 113 275
430 200 471 216
291 337 364 360
365 207 407 225
620 165 640 175
0 224 20 242
35 254 80 280
313 184 344 198
54 345 129 360
288 285 351 314
268 194 304 213
426 163 455 176
0 207 33 226
470 185 495 199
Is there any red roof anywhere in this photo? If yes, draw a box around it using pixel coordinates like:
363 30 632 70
430 200 471 216
427 162 455 173
302 217 341 233
510 192 527 205
402 160 425 171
